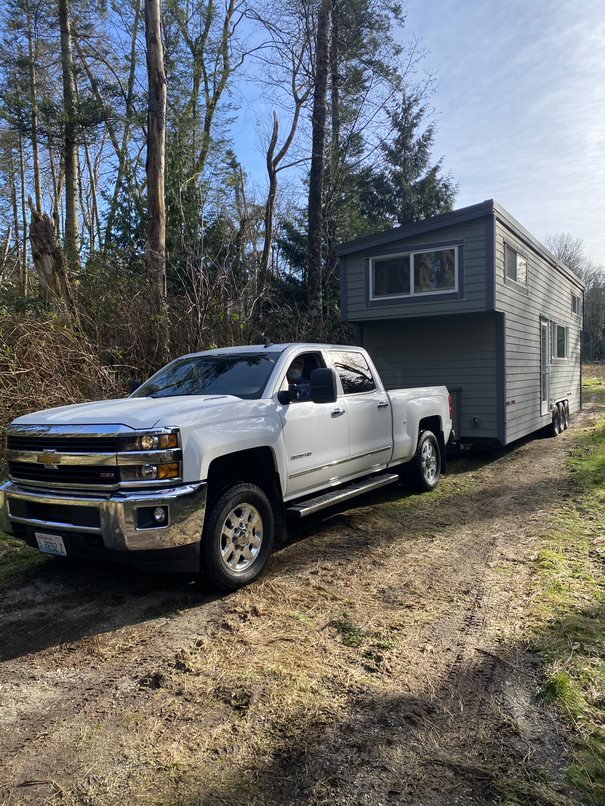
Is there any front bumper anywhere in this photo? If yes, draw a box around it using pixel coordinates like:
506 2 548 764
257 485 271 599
0 481 207 572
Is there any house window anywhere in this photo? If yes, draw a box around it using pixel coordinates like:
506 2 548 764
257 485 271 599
331 350 376 394
552 323 569 359
572 293 581 315
370 246 457 299
504 244 527 285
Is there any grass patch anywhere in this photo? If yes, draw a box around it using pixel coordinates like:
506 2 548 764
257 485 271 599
0 530 46 583
529 378 605 803
330 616 368 647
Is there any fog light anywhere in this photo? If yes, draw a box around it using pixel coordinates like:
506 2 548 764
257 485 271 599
141 464 158 479
153 507 167 524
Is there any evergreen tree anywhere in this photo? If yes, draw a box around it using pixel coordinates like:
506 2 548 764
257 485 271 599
359 91 457 230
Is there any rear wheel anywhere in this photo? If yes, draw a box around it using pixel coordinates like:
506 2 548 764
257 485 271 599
411 430 441 492
200 483 274 590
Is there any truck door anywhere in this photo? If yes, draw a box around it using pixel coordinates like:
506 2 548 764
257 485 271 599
329 349 393 477
277 352 350 499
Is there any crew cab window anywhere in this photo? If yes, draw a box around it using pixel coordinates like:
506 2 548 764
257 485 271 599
279 352 325 401
132 353 278 399
331 351 376 394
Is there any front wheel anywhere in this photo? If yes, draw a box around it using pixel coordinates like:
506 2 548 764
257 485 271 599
410 430 441 492
200 483 274 591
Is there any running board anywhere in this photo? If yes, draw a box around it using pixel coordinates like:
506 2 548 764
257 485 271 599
286 473 400 519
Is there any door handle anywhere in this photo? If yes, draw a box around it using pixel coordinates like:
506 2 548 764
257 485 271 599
377 400 389 409
331 408 346 417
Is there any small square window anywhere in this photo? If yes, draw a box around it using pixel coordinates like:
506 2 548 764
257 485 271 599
505 244 527 285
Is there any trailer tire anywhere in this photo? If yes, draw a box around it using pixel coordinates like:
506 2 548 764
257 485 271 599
411 430 441 492
550 405 561 437
200 483 274 591
563 400 570 429
557 401 566 431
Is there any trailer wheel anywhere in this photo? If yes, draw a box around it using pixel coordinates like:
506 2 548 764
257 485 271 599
411 430 441 492
200 483 274 591
550 405 561 437
557 401 566 431
563 400 570 429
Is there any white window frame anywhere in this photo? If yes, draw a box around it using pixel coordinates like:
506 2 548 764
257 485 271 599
551 322 569 360
504 243 528 286
571 293 581 316
369 246 459 301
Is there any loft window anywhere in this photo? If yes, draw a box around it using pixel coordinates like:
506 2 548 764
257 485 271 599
370 246 457 299
552 323 569 359
504 243 527 285
572 293 581 315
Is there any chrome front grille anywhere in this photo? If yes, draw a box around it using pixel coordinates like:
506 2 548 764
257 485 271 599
7 435 120 452
5 424 182 491
8 461 120 487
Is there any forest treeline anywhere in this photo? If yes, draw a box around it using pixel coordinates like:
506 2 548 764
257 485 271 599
0 0 603 435
0 0 455 379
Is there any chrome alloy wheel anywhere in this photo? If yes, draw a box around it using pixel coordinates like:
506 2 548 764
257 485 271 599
421 439 438 484
219 503 264 573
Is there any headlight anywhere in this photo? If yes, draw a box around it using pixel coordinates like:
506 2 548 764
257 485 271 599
135 432 179 451
139 435 156 450
119 428 182 485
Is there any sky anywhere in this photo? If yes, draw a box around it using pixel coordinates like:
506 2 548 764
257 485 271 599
232 0 605 265
403 0 605 264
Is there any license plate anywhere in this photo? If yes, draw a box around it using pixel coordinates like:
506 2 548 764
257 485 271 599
35 532 67 556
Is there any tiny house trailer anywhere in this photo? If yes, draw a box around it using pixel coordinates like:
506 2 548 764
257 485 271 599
337 200 585 447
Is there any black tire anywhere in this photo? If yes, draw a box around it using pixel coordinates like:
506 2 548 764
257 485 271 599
558 401 567 431
200 483 274 591
550 405 561 437
411 430 441 492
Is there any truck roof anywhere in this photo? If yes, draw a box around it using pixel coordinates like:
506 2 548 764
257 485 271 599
178 343 363 359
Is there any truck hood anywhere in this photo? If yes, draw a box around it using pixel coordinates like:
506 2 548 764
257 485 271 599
11 395 241 431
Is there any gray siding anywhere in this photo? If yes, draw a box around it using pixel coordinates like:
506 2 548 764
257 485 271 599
495 219 583 442
344 215 493 322
340 201 584 447
361 314 500 440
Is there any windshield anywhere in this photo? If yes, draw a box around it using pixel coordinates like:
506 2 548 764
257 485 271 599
131 353 279 400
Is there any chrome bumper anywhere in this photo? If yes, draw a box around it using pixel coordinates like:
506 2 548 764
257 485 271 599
0 480 207 553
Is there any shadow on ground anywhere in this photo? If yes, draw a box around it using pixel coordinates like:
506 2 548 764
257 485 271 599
0 555 223 662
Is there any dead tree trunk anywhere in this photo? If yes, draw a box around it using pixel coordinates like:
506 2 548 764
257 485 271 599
28 198 76 316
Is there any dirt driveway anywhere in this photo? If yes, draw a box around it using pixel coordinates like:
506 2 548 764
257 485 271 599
0 406 595 805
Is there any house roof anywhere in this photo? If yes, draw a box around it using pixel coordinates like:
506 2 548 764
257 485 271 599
336 199 585 290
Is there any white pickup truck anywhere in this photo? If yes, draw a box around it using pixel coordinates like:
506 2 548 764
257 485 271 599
0 344 452 589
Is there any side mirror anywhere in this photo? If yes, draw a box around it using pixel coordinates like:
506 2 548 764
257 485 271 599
277 389 293 405
310 368 337 404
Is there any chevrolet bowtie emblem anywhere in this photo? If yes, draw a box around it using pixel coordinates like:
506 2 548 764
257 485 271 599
37 450 61 470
